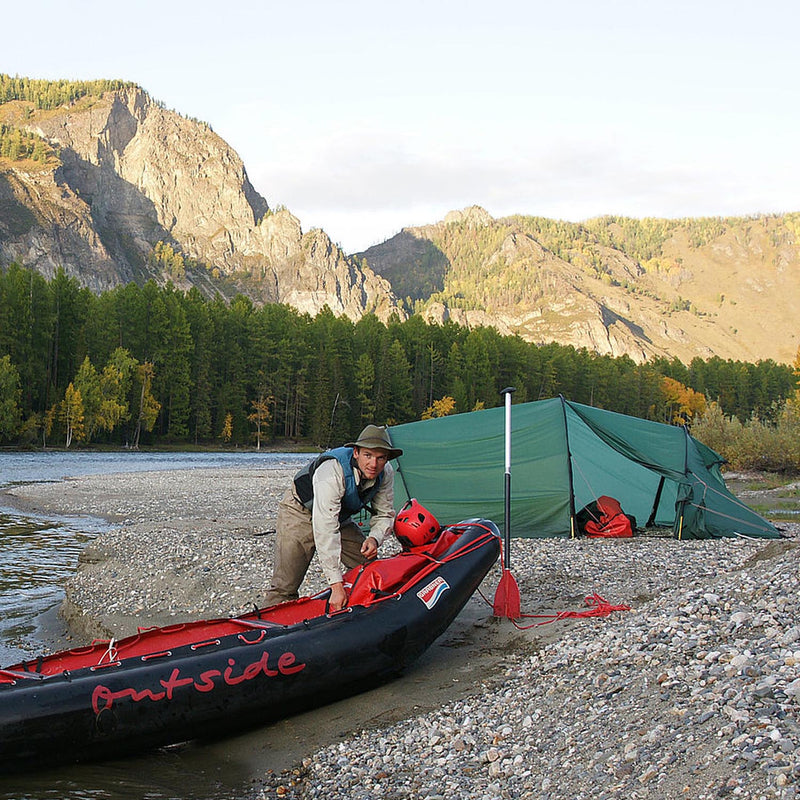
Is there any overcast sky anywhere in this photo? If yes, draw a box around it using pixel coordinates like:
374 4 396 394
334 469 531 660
5 0 798 253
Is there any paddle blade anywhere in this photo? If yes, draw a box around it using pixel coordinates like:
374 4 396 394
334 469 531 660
493 568 521 619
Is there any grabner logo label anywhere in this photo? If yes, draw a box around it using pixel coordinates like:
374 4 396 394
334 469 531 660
417 576 450 609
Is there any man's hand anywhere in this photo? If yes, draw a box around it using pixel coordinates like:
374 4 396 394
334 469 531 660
329 582 348 611
361 536 378 560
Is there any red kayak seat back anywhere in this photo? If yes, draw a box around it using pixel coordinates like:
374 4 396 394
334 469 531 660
346 526 464 606
346 553 429 606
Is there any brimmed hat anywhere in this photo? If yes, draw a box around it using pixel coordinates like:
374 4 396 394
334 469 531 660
346 425 403 460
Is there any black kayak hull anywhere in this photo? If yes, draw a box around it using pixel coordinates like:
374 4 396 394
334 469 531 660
0 518 500 770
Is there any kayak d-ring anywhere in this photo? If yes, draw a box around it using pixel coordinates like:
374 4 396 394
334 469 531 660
190 639 221 651
141 650 172 661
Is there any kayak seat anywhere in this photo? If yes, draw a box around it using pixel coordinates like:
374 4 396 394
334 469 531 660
346 553 431 607
418 527 462 557
345 525 467 606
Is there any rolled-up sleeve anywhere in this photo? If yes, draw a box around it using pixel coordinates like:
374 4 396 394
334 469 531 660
311 459 348 585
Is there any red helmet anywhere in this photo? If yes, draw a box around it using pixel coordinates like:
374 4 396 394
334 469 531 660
394 499 440 549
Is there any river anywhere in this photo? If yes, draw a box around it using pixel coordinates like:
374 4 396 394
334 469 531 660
0 450 308 800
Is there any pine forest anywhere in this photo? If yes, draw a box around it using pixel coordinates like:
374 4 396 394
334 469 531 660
0 264 795 452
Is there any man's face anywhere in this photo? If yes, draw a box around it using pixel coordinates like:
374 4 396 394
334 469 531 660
353 446 389 480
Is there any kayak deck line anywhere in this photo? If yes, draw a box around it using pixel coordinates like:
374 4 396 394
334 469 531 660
0 669 49 682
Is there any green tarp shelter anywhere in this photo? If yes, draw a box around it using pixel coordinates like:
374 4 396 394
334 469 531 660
388 397 779 540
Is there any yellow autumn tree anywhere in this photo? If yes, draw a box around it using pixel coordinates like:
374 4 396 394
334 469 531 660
790 346 800 408
97 361 130 435
220 412 233 443
60 382 85 448
660 376 707 425
132 361 160 449
248 393 273 450
422 395 456 420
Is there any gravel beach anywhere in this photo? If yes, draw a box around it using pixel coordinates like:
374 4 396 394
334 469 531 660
3 466 800 800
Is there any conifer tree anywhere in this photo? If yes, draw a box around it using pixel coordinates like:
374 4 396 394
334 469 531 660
0 355 22 440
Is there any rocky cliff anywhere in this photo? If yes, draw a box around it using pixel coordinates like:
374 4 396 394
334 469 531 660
0 86 401 321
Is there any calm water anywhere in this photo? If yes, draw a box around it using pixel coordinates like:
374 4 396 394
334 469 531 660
0 507 106 666
0 450 308 800
1 449 306 487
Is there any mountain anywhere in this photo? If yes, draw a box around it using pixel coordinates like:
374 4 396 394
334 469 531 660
2 77 798 366
0 79 401 321
359 207 800 365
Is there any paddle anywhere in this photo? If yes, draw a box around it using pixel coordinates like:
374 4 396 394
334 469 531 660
493 386 521 619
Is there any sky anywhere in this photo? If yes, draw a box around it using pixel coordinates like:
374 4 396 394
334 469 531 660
5 0 799 253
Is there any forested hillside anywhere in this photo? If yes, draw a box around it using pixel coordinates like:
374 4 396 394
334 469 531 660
361 207 800 365
3 75 800 369
0 265 794 449
0 75 134 107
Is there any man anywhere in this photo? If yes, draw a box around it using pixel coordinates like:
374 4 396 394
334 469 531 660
263 424 403 611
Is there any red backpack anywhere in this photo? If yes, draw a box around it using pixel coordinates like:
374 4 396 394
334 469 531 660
578 496 635 538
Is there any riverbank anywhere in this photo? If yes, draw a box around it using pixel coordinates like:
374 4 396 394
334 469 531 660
3 469 799 799
5 465 299 639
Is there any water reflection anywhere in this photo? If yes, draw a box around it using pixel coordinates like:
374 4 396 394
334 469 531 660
0 509 108 665
0 744 251 800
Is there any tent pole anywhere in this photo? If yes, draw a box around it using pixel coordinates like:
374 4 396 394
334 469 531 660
677 424 690 540
558 395 578 539
646 476 666 528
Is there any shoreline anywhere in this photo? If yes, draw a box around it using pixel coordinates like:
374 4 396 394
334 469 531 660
2 466 297 640
3 469 800 799
0 466 534 780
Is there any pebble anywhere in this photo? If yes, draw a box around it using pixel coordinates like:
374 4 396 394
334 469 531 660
255 529 800 800
7 467 800 799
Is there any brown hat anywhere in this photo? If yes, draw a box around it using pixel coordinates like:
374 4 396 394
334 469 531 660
346 425 403 460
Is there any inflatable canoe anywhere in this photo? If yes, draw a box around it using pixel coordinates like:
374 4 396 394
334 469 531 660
0 518 500 770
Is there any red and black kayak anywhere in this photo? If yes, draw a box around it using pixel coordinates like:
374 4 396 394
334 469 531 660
0 518 500 771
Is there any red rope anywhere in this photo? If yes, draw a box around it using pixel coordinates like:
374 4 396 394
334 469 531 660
478 586 630 629
482 538 631 629
513 592 631 629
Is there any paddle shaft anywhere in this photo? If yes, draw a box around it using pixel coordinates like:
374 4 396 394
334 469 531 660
501 387 516 569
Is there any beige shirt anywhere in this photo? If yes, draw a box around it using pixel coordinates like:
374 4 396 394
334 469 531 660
311 457 396 586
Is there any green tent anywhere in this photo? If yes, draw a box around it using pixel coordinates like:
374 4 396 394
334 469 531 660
388 397 779 540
